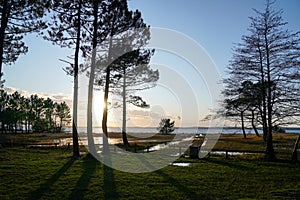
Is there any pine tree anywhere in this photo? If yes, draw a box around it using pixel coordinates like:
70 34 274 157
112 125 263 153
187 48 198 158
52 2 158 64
96 49 158 146
93 0 150 153
0 0 49 83
157 118 175 135
44 0 91 157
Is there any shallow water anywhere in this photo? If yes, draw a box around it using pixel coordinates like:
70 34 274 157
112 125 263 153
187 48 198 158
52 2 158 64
170 162 194 167
52 136 121 146
210 151 244 156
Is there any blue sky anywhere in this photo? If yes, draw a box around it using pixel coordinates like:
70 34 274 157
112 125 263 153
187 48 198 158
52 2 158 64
3 0 300 127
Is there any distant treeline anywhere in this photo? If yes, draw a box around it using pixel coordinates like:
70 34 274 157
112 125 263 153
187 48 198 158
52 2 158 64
0 90 71 133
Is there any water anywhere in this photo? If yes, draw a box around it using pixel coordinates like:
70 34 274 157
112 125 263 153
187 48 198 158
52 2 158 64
64 127 300 134
145 136 194 152
53 135 121 146
170 163 194 167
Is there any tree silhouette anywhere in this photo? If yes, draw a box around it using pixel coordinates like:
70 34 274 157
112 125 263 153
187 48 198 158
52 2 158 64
225 1 300 159
44 0 91 157
157 118 175 135
0 0 49 83
96 49 159 146
0 90 71 133
86 0 101 155
55 101 71 131
224 81 262 138
88 0 150 153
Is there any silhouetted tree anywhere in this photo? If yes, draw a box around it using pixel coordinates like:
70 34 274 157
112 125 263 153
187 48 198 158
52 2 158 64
225 0 300 159
86 0 101 154
44 0 91 157
0 90 71 133
157 118 175 135
224 81 262 138
0 0 49 83
55 101 72 131
43 98 54 131
96 49 159 146
91 0 150 153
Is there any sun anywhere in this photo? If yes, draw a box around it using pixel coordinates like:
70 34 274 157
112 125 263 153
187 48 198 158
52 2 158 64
92 91 105 125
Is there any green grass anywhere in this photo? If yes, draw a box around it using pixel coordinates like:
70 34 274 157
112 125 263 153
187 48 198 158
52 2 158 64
0 146 300 199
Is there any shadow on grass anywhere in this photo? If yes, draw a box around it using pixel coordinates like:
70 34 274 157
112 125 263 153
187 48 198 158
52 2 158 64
204 158 252 171
68 154 98 199
103 151 119 200
135 154 199 199
28 157 75 200
155 169 199 199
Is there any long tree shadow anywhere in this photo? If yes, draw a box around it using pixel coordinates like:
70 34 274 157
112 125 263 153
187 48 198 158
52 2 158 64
28 157 75 200
135 154 199 199
68 154 98 199
204 158 253 171
155 169 199 199
103 151 119 200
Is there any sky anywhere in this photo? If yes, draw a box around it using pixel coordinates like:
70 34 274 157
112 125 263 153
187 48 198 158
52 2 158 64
3 0 300 127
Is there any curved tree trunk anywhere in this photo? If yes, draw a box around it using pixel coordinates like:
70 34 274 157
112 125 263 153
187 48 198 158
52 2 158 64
251 109 260 137
241 111 246 139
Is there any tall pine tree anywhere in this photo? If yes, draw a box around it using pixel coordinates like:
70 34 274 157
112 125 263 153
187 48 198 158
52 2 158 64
44 0 91 157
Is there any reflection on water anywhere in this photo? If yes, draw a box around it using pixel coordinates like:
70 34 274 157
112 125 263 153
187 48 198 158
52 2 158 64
144 136 194 152
53 136 121 146
210 151 244 156
170 162 194 167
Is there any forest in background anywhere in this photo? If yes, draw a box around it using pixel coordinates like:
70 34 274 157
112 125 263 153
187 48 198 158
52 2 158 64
0 90 71 133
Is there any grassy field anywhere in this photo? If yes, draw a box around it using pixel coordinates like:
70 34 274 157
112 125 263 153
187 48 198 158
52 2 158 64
0 133 300 199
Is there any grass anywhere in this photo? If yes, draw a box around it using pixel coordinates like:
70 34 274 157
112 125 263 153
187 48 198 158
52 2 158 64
0 132 299 199
0 145 300 199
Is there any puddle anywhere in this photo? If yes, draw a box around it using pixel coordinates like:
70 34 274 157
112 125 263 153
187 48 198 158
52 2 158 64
170 162 194 167
211 151 244 156
144 136 194 152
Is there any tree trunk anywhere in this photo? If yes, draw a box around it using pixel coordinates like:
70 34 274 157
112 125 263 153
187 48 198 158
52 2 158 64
72 72 80 157
71 0 81 158
121 66 129 147
87 0 99 155
265 33 275 160
241 111 246 139
102 32 115 155
102 66 110 155
25 120 28 133
257 43 267 143
0 0 10 81
251 109 260 137
101 13 116 155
